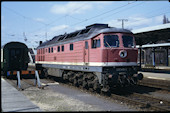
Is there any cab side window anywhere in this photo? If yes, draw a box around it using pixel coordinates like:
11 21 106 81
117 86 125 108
51 47 53 53
92 39 100 48
48 48 50 53
61 45 64 52
58 46 60 52
85 41 88 49
70 44 73 51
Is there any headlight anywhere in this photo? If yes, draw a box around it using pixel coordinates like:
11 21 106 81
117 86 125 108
119 50 127 58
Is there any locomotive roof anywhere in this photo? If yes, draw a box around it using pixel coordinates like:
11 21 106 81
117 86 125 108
37 23 132 49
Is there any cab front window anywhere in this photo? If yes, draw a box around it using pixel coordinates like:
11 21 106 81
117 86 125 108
122 35 135 48
104 35 119 47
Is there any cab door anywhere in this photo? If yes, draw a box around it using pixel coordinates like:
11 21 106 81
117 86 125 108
84 41 89 64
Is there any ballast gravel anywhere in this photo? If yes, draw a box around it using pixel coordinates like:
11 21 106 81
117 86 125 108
21 86 103 111
19 79 136 112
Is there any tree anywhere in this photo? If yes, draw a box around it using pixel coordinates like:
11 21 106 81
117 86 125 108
163 15 167 24
163 15 170 24
166 18 170 23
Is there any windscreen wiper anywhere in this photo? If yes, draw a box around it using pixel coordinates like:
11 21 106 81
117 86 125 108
105 41 112 49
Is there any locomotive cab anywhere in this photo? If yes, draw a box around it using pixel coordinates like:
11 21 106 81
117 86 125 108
102 33 138 63
91 32 138 64
94 32 142 88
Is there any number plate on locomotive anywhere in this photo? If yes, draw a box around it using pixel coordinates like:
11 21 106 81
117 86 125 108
116 68 127 71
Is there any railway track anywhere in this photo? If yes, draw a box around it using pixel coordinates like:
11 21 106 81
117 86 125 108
109 90 170 111
44 75 170 111
3 74 170 111
138 78 170 91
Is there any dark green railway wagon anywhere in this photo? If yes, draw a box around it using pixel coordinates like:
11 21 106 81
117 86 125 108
1 42 29 76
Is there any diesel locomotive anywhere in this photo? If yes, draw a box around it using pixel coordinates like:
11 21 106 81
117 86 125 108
35 23 143 92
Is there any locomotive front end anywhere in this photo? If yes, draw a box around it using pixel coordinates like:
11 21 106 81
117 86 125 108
101 32 143 90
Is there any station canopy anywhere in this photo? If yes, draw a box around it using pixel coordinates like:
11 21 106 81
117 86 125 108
132 23 170 46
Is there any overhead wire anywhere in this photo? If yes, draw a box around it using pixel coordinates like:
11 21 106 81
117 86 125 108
3 2 138 40
2 5 48 44
77 1 145 29
99 1 145 22
50 1 140 36
3 2 170 45
47 2 87 26
63 1 169 33
29 2 88 34
2 6 47 25
69 1 137 27
119 4 170 29
128 11 170 28
124 6 170 28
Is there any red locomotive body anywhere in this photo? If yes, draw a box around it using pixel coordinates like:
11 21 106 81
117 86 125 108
35 24 143 92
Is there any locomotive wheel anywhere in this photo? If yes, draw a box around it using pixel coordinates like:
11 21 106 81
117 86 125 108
93 77 101 93
78 77 83 87
73 75 79 87
82 80 88 89
101 73 111 95
101 85 111 96
87 80 93 88
132 77 138 85
86 73 101 93
130 77 136 85
87 73 94 88
87 73 94 80
68 72 74 83
43 69 48 79
77 73 83 87
62 73 68 83
82 74 88 89
62 71 101 93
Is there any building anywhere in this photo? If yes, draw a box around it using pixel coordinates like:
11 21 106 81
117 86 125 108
132 23 170 69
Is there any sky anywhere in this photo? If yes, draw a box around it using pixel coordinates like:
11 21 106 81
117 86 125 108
1 1 170 48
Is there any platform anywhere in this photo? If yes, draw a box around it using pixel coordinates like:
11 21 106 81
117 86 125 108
139 71 170 81
141 65 170 73
1 77 42 112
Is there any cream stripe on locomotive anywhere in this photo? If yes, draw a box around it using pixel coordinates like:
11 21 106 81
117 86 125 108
36 61 137 66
